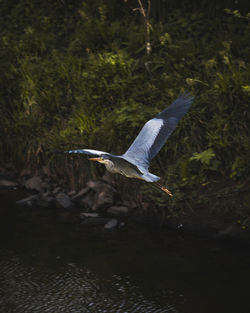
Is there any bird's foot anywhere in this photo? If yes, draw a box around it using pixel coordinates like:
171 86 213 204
155 182 173 197
160 186 173 197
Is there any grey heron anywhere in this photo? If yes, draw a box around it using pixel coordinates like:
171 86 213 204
65 93 193 196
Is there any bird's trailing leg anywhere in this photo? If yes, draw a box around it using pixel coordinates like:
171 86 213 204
154 182 173 197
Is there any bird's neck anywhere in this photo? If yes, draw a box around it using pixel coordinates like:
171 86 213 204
104 160 116 174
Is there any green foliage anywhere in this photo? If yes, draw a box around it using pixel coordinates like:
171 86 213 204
190 148 215 165
0 0 250 216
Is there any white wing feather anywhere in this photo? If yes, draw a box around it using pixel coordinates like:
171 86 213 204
65 149 109 156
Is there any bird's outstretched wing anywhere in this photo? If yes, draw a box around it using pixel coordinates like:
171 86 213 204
65 149 109 157
123 93 193 170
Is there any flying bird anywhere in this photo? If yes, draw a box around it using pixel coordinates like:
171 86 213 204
65 94 193 196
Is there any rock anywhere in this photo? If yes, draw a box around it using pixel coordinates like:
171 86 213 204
87 180 116 194
80 217 110 227
68 190 76 197
104 218 118 230
0 179 19 188
20 168 33 177
86 180 116 211
52 186 61 194
38 193 54 208
16 192 55 208
42 165 51 177
78 190 96 209
80 212 99 219
122 200 138 210
93 190 114 211
101 170 115 185
119 221 126 229
107 206 129 215
55 192 74 209
75 180 117 211
86 180 102 191
16 194 40 207
40 178 50 191
24 176 43 192
71 187 90 200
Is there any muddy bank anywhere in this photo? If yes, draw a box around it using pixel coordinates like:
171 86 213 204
0 165 249 242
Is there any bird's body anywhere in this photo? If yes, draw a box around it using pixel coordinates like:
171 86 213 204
88 153 159 182
65 94 193 196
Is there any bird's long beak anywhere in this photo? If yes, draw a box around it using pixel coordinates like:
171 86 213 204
88 157 102 162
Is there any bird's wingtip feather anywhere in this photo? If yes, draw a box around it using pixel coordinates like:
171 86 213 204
178 91 194 102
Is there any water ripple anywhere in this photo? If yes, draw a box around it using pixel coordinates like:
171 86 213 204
0 253 177 313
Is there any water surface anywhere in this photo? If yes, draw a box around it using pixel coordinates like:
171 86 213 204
0 189 250 313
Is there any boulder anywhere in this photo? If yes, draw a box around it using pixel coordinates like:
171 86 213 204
0 179 19 188
42 165 51 177
16 192 55 208
71 187 90 201
24 176 44 192
80 212 99 219
118 221 126 229
55 192 74 209
52 186 61 195
78 189 96 209
38 193 54 208
101 170 116 185
93 190 114 211
20 168 33 177
72 180 117 211
16 194 40 207
87 180 116 194
122 200 138 210
86 180 116 211
107 206 129 215
67 190 76 197
104 218 118 230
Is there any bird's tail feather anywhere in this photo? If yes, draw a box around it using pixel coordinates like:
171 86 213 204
141 172 160 182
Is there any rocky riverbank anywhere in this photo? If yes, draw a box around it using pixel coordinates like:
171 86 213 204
0 166 133 230
0 165 249 242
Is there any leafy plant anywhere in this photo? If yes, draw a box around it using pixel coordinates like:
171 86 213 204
190 148 215 165
0 0 249 218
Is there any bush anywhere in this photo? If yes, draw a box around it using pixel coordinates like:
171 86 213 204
0 0 249 214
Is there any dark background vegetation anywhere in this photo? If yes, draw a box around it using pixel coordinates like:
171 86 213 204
0 0 249 221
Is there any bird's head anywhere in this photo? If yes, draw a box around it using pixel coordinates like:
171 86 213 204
88 154 111 164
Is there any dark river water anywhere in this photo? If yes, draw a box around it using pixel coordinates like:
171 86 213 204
0 188 250 313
